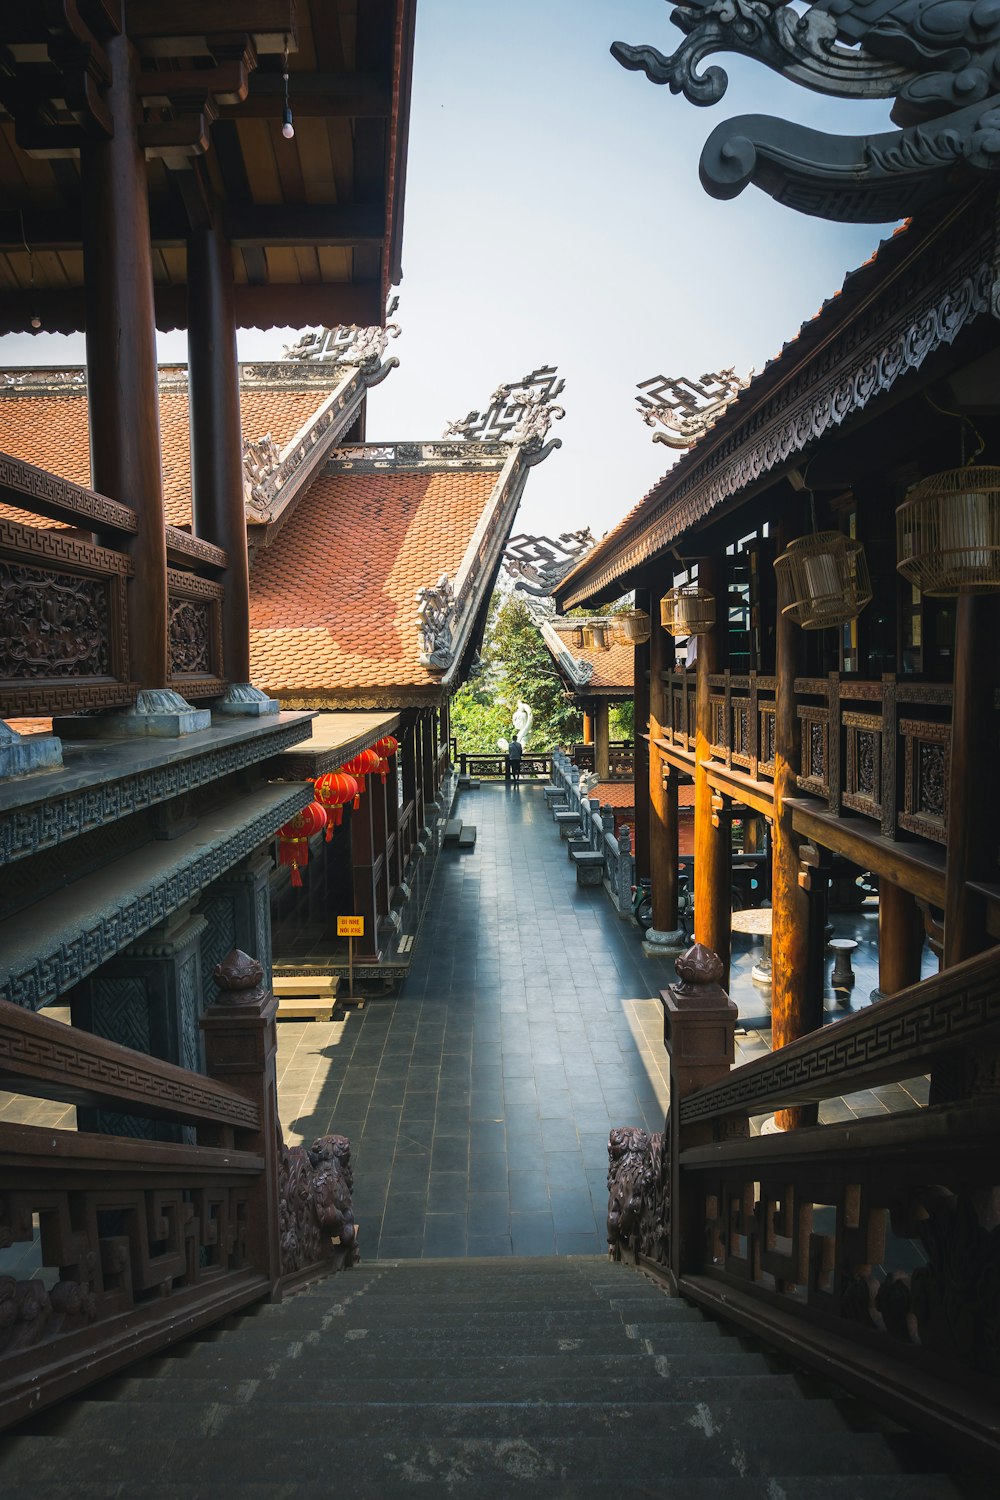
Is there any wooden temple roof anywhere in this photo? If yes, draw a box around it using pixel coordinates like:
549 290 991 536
248 443 527 707
537 618 634 698
555 190 997 609
0 0 416 333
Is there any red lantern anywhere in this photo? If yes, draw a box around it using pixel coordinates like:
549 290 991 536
343 747 381 804
374 735 399 783
276 800 327 887
313 772 358 838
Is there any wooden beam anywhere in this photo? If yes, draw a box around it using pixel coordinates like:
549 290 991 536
0 279 382 334
223 202 385 247
786 799 946 908
218 70 391 119
125 1 296 53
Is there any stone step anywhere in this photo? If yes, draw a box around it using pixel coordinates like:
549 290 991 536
99 1354 806 1399
0 1480 963 1500
442 818 462 845
1 1407 902 1487
188 1306 727 1339
272 974 339 997
248 1294 703 1321
457 826 477 848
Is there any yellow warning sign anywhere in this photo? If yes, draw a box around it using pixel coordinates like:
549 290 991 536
337 915 365 937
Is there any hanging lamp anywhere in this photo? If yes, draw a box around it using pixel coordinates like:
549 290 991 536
773 531 873 628
276 800 327 886
581 620 613 651
374 735 399 783
660 585 715 637
610 609 651 646
313 772 359 836
896 467 1000 595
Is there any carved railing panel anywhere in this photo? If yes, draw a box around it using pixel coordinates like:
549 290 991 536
797 705 830 799
166 569 225 698
899 719 949 845
458 753 551 779
0 518 136 716
0 950 357 1430
843 710 882 821
572 743 596 772
606 942 1000 1463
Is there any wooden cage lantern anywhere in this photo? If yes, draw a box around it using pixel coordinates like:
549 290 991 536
773 532 873 628
276 800 328 887
552 619 586 650
610 609 651 646
660 585 716 637
313 772 359 836
375 735 399 783
581 620 613 651
896 467 1000 595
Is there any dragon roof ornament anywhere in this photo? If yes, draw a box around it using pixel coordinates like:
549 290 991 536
636 369 752 448
444 366 566 455
612 0 1000 222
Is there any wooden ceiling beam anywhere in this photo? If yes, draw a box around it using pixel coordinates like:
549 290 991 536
0 278 382 335
218 70 391 120
223 203 385 247
125 1 296 55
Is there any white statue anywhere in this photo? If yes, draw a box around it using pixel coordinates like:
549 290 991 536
497 700 533 754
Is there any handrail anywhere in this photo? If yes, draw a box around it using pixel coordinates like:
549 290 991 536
679 942 1000 1125
0 448 136 535
0 998 260 1132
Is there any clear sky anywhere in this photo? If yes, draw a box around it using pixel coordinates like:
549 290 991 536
0 0 900 542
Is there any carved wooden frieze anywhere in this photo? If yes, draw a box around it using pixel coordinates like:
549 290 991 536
899 718 950 844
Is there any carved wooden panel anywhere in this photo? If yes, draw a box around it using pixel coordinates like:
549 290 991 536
759 704 776 777
166 568 224 694
843 710 882 822
0 519 133 715
731 696 751 769
710 693 727 757
796 706 829 798
899 718 950 844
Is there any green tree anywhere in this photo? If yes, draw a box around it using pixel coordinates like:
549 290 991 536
451 591 582 752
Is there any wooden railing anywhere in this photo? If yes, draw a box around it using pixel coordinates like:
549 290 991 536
607 942 1000 1465
570 741 634 778
794 675 953 844
458 752 552 779
0 450 228 716
0 950 357 1430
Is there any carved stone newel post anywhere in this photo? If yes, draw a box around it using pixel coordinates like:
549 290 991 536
201 950 283 1299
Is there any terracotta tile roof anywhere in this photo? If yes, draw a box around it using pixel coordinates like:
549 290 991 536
249 468 499 695
575 638 634 692
591 781 635 810
5 718 53 736
0 380 328 529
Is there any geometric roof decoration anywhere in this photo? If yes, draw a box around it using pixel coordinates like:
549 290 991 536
444 367 566 455
502 529 596 596
636 369 751 449
612 0 1000 222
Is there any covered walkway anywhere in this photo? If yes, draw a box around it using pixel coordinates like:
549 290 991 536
276 782 677 1259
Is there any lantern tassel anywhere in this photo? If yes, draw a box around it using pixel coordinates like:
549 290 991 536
290 862 303 888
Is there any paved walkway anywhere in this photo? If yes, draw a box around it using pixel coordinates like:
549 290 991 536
277 782 678 1259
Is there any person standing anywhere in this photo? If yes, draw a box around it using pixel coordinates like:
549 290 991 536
508 734 523 786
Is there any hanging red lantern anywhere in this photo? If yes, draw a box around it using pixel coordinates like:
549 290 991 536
374 734 399 783
313 772 358 838
276 800 327 887
342 748 382 804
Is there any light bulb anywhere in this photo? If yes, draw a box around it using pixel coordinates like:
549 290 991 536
30 310 41 330
282 118 295 140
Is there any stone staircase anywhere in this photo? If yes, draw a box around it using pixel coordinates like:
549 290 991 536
0 1258 965 1498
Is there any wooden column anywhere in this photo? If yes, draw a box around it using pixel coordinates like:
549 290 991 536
80 32 167 693
421 711 435 805
371 769 390 925
693 556 731 986
187 220 252 687
351 793 380 962
944 595 1000 968
649 600 681 939
582 710 594 744
402 713 422 836
879 879 924 995
595 700 611 781
771 523 816 1129
440 698 451 759
632 589 652 883
385 751 402 891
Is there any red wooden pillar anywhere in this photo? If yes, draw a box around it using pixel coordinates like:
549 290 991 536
187 220 275 712
632 588 651 883
771 522 816 1130
79 31 169 699
582 710 594 744
594 700 611 781
693 556 731 987
647 595 683 947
